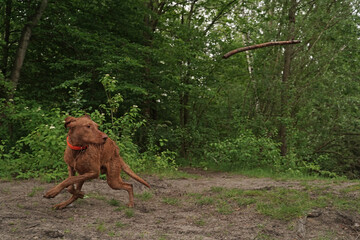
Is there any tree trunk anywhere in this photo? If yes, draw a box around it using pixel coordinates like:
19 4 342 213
143 0 165 120
9 0 48 98
180 88 190 159
279 0 297 156
2 0 12 78
179 0 197 160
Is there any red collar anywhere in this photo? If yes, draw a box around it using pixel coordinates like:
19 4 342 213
67 136 88 151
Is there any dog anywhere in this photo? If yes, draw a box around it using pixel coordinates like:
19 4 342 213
44 115 150 209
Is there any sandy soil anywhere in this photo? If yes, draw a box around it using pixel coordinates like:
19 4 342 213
0 168 359 240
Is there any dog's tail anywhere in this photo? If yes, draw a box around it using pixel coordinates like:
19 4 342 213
120 159 151 188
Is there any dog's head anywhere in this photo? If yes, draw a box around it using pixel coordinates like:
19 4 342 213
65 115 108 145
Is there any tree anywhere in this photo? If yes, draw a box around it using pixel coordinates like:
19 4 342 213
9 0 48 99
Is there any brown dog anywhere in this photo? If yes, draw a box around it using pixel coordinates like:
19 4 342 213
44 115 150 209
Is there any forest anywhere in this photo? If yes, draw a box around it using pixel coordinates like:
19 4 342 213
1 0 360 180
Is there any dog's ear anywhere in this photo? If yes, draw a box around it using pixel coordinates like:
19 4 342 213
83 114 91 119
64 116 76 128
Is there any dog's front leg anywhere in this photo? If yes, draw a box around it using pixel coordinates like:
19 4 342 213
44 172 98 198
66 166 76 194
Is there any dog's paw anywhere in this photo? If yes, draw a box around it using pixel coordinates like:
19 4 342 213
44 188 60 198
53 203 67 210
127 202 134 208
76 191 85 199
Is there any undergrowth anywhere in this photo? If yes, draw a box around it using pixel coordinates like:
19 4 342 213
186 183 360 221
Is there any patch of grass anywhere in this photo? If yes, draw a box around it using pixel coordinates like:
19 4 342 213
196 196 215 206
0 187 10 194
227 167 348 182
96 222 106 232
210 186 224 193
224 188 244 197
136 191 153 201
114 205 128 212
194 217 206 226
16 203 24 209
333 196 360 213
241 189 265 198
255 188 314 220
255 231 276 240
341 184 360 193
314 231 337 240
162 197 179 206
125 208 135 218
113 204 134 217
236 197 256 207
86 192 106 201
108 198 120 207
157 234 169 240
189 192 215 206
115 221 126 228
216 200 233 215
28 186 44 197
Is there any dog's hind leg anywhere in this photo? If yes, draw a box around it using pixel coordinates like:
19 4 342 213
105 162 135 207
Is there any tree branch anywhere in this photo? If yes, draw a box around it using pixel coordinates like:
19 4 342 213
222 40 301 59
204 0 237 34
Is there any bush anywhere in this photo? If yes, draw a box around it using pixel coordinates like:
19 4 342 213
204 129 281 171
0 108 67 181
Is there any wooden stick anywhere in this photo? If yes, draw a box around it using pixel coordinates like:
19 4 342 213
222 40 301 59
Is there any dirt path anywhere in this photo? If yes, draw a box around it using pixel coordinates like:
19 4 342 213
0 168 359 240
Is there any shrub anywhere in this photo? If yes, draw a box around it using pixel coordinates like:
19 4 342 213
204 129 281 170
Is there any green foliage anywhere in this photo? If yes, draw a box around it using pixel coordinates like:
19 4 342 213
204 129 281 171
0 72 177 180
0 108 67 181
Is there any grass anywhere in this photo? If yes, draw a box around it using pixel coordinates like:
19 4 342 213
114 205 135 218
124 208 135 218
115 221 126 228
185 180 360 220
210 186 224 193
196 196 215 206
108 198 120 207
28 186 44 197
203 165 349 182
162 197 180 206
86 192 106 201
136 191 153 201
96 221 106 232
255 188 314 220
216 200 233 215
193 217 206 226
341 183 360 193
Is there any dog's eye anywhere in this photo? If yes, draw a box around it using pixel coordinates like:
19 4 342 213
87 125 91 128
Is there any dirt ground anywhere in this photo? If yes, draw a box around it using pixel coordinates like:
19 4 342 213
1 168 360 240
